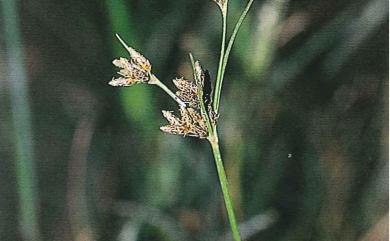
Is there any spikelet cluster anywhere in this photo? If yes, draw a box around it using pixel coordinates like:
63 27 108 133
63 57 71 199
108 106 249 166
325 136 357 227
173 77 199 109
109 35 152 87
160 61 214 139
108 35 213 139
160 107 208 138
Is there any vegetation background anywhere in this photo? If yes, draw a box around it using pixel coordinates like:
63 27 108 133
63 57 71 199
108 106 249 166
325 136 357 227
0 0 388 241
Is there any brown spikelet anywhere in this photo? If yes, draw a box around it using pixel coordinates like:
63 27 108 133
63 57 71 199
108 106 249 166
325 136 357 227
109 35 152 87
160 107 208 138
173 78 199 108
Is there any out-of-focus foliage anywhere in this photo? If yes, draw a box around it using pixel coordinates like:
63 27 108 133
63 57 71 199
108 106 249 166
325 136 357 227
0 0 388 241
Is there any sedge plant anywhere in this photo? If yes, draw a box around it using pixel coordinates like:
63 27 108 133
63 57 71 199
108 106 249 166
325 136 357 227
109 0 254 240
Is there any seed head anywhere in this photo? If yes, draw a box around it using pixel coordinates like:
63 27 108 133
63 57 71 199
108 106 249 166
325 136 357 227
109 34 152 87
160 107 208 138
162 64 213 139
173 77 199 108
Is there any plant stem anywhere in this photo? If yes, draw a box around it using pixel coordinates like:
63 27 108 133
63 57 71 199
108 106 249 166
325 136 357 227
1 1 41 240
213 9 228 113
222 0 254 77
149 74 186 107
208 131 242 241
187 55 238 240
214 0 255 114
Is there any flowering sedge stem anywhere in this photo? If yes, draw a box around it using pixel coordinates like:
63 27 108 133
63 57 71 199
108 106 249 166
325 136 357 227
150 74 186 107
208 131 242 241
189 53 241 241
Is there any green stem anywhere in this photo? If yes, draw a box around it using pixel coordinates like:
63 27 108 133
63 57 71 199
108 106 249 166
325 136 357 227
222 0 254 76
1 1 41 240
208 132 242 241
214 0 255 114
213 9 227 113
189 53 240 240
150 74 186 107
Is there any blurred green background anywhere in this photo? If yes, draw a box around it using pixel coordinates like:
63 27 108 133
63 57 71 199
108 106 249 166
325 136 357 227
0 0 388 241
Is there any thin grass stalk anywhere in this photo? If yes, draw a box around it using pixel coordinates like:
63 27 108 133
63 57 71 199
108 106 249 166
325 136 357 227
208 131 241 241
214 10 227 113
210 1 255 240
1 0 41 240
190 52 241 241
213 0 255 113
211 1 255 238
149 74 187 107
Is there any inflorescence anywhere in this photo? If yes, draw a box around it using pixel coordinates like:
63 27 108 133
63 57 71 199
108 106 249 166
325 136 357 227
109 35 216 139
